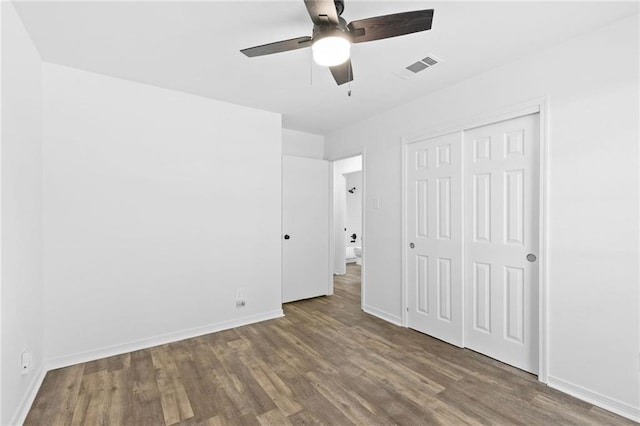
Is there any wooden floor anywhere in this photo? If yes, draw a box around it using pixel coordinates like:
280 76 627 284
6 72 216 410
26 264 633 425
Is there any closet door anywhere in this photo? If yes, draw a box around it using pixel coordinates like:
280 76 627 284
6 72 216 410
464 113 540 374
406 132 463 347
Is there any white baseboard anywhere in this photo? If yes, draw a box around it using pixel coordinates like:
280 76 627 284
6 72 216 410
14 312 640 425
46 309 284 371
10 367 47 426
547 376 640 422
363 305 403 326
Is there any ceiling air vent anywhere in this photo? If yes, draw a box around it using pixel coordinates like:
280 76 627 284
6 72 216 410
406 61 428 73
394 55 441 79
421 56 438 66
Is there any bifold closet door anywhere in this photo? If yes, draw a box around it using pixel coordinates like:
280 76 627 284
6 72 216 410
406 132 463 347
464 113 540 374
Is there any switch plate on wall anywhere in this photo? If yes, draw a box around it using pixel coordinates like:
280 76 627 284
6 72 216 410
21 350 32 375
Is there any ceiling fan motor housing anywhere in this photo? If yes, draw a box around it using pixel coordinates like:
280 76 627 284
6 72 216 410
312 17 351 43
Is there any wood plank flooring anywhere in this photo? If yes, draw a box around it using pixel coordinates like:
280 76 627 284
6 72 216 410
25 264 633 425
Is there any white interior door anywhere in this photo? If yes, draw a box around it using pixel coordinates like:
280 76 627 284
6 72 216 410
282 155 330 303
464 113 540 374
406 132 463 347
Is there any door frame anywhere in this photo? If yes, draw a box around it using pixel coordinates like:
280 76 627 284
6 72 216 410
401 98 549 383
328 149 366 312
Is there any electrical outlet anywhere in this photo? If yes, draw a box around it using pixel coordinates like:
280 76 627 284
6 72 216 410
21 350 32 375
236 288 245 308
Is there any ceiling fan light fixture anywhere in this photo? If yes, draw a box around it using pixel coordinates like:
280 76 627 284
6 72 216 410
240 2 435 86
312 33 351 67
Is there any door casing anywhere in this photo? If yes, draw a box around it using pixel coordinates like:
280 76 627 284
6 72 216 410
401 98 549 382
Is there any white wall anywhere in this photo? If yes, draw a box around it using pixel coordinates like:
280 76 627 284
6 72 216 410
345 171 362 250
332 156 362 274
282 128 324 159
325 15 640 420
0 3 45 424
43 64 283 366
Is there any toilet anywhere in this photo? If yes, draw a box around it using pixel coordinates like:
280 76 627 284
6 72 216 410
354 247 362 265
345 246 357 263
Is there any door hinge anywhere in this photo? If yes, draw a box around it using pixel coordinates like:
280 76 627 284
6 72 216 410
406 307 409 312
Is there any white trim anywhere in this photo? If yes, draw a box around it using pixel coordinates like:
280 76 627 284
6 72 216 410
10 367 46 426
46 310 283 371
404 99 542 145
326 158 334 296
0 4 4 423
537 97 550 383
401 97 549 380
459 130 467 348
400 141 408 327
363 305 403 327
328 160 336 294
280 154 285 301
547 376 640 423
360 148 367 312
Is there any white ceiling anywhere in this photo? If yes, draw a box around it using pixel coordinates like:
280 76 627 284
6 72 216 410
13 1 638 134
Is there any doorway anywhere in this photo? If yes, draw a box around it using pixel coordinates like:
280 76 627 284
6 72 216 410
404 110 544 376
331 154 364 308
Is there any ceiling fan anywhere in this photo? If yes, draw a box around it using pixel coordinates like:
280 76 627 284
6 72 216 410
240 0 434 86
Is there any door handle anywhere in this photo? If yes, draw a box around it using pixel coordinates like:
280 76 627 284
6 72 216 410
284 234 290 240
409 242 415 249
526 253 536 262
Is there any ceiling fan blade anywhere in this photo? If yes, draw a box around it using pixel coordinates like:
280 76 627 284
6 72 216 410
304 0 339 26
348 9 434 44
329 59 353 86
240 36 312 57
